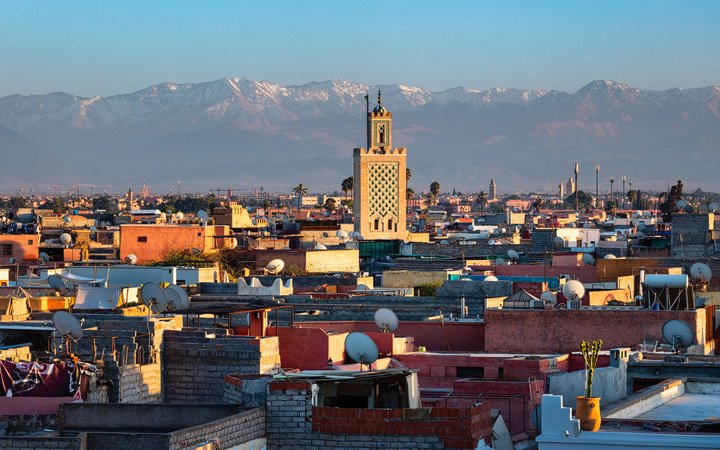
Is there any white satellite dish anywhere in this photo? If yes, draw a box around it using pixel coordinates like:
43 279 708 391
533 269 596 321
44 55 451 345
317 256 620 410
63 216 72 224
47 275 66 291
197 210 209 220
266 259 285 275
690 262 712 283
60 233 72 245
125 254 138 265
582 254 595 266
468 224 476 232
175 212 185 220
643 211 652 218
374 308 399 333
140 282 169 314
604 254 617 259
563 280 586 301
164 284 190 310
676 200 687 210
39 252 50 263
709 202 720 213
227 237 238 249
89 226 97 232
507 249 520 262
484 275 499 282
356 284 369 291
494 258 506 266
52 311 83 340
662 319 695 351
314 244 328 250
554 236 565 246
336 230 349 240
541 291 557 305
699 205 709 214
345 332 379 366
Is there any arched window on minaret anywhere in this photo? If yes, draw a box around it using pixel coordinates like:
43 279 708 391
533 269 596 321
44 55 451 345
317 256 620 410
388 218 393 231
378 125 385 145
373 218 379 230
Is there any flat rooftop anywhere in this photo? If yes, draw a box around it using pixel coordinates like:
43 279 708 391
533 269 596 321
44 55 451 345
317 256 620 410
634 393 720 421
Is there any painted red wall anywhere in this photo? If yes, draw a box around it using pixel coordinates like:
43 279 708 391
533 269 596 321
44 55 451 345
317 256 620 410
494 264 598 282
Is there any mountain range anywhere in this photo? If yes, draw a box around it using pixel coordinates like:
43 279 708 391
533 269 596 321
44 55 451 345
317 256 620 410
1 78 719 194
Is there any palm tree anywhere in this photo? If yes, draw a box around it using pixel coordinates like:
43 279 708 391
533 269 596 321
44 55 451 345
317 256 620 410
406 168 412 182
406 187 415 201
430 181 440 197
292 184 308 211
477 190 488 212
341 177 353 200
532 196 544 212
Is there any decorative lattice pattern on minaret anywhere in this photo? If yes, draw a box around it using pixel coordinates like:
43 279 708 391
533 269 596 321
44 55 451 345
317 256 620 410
368 162 398 217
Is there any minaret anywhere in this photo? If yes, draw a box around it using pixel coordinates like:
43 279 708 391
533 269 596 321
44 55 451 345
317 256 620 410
353 90 407 240
489 178 497 200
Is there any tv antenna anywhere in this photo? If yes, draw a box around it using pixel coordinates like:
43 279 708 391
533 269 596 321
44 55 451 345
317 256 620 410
124 254 138 265
507 249 520 263
52 311 83 355
164 284 190 310
266 259 285 275
562 280 585 309
662 319 695 354
140 282 169 314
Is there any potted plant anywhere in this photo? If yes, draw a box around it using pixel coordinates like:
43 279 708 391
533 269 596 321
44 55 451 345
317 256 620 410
576 339 602 431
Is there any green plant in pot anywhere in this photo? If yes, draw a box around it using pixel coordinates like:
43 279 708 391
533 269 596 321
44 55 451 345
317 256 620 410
576 339 602 431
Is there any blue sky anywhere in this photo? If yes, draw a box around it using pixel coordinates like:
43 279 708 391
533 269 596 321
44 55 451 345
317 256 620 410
1 0 719 97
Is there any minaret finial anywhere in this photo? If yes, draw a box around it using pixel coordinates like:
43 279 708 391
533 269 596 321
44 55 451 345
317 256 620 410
377 89 382 105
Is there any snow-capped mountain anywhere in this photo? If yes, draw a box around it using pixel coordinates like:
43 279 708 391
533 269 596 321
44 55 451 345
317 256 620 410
0 78 719 192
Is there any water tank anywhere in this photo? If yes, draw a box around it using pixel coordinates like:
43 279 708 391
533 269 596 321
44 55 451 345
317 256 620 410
644 274 688 289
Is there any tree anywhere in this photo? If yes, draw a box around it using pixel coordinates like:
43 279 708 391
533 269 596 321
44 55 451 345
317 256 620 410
565 191 593 210
532 196 545 212
292 184 308 211
477 191 488 211
424 192 437 210
92 195 113 212
406 187 415 201
341 177 353 200
626 190 638 207
406 168 412 182
604 201 618 216
323 198 337 213
658 180 683 222
429 181 440 197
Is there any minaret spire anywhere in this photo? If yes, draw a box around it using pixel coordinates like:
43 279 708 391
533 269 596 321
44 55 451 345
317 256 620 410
377 89 382 105
365 91 370 149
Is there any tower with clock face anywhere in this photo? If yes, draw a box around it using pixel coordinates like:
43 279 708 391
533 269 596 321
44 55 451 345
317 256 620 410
353 90 407 241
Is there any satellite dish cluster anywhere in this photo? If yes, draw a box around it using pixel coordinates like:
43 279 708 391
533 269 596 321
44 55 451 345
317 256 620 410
139 282 190 313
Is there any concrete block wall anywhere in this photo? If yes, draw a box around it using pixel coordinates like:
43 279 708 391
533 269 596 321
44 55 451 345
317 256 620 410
168 408 265 450
162 330 280 403
0 433 87 449
224 375 273 407
266 381 492 450
115 362 162 403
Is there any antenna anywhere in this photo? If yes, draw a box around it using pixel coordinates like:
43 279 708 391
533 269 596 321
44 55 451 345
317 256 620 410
562 280 585 302
484 275 499 282
140 282 169 314
676 200 687 211
582 254 595 266
690 262 712 284
266 259 285 275
709 202 720 213
314 244 328 250
47 275 67 292
604 254 617 259
197 210 209 221
39 252 50 264
374 308 399 333
554 236 565 246
540 291 557 305
52 311 83 341
175 212 185 221
494 258 506 266
60 233 72 246
662 319 695 353
507 249 520 262
336 230 349 241
165 284 190 310
124 254 138 265
345 332 379 369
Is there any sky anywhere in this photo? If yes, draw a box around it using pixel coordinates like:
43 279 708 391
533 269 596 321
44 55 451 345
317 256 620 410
1 0 720 98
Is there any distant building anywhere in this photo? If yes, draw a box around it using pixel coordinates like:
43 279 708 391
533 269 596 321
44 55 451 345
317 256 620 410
353 91 407 240
489 178 496 200
566 177 575 197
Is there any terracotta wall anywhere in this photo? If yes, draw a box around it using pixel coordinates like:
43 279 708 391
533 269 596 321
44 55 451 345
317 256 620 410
484 308 712 354
494 264 598 282
119 224 208 262
0 234 39 263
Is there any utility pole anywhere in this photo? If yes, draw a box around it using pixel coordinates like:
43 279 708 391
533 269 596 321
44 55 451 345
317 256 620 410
610 178 615 203
622 174 626 208
595 164 600 209
574 162 579 211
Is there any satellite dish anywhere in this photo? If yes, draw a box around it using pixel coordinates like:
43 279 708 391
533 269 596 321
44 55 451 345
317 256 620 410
140 282 169 314
39 252 50 263
63 216 72 224
175 212 184 220
59 233 72 245
344 332 379 366
554 236 565 246
709 202 720 213
662 319 695 351
227 237 238 249
167 285 190 310
266 259 285 275
89 226 97 232
374 308 399 332
52 311 83 340
468 224 475 232
48 275 67 291
8 258 15 264
567 222 577 228
582 254 595 266
356 284 369 291
685 205 694 213
484 275 499 282
125 254 138 265
507 249 520 261
197 210 209 220
676 200 687 210
643 211 652 218
604 254 617 259
562 280 586 301
494 258 506 266
336 230 349 239
314 244 328 250
699 205 709 213
322 232 329 238
690 262 712 283
541 291 557 305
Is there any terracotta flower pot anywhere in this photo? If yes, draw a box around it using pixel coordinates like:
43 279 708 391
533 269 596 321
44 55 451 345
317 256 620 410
576 396 601 431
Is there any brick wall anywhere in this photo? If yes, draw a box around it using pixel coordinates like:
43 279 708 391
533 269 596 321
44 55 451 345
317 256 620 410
0 433 86 450
115 362 162 403
162 330 280 403
266 381 492 450
223 375 273 407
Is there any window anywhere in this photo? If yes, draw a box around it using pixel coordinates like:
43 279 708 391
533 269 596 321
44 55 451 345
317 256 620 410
27 240 33 245
1 244 12 256
498 367 505 379
388 218 393 231
373 218 379 230
137 236 148 243
456 366 484 379
197 232 202 237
